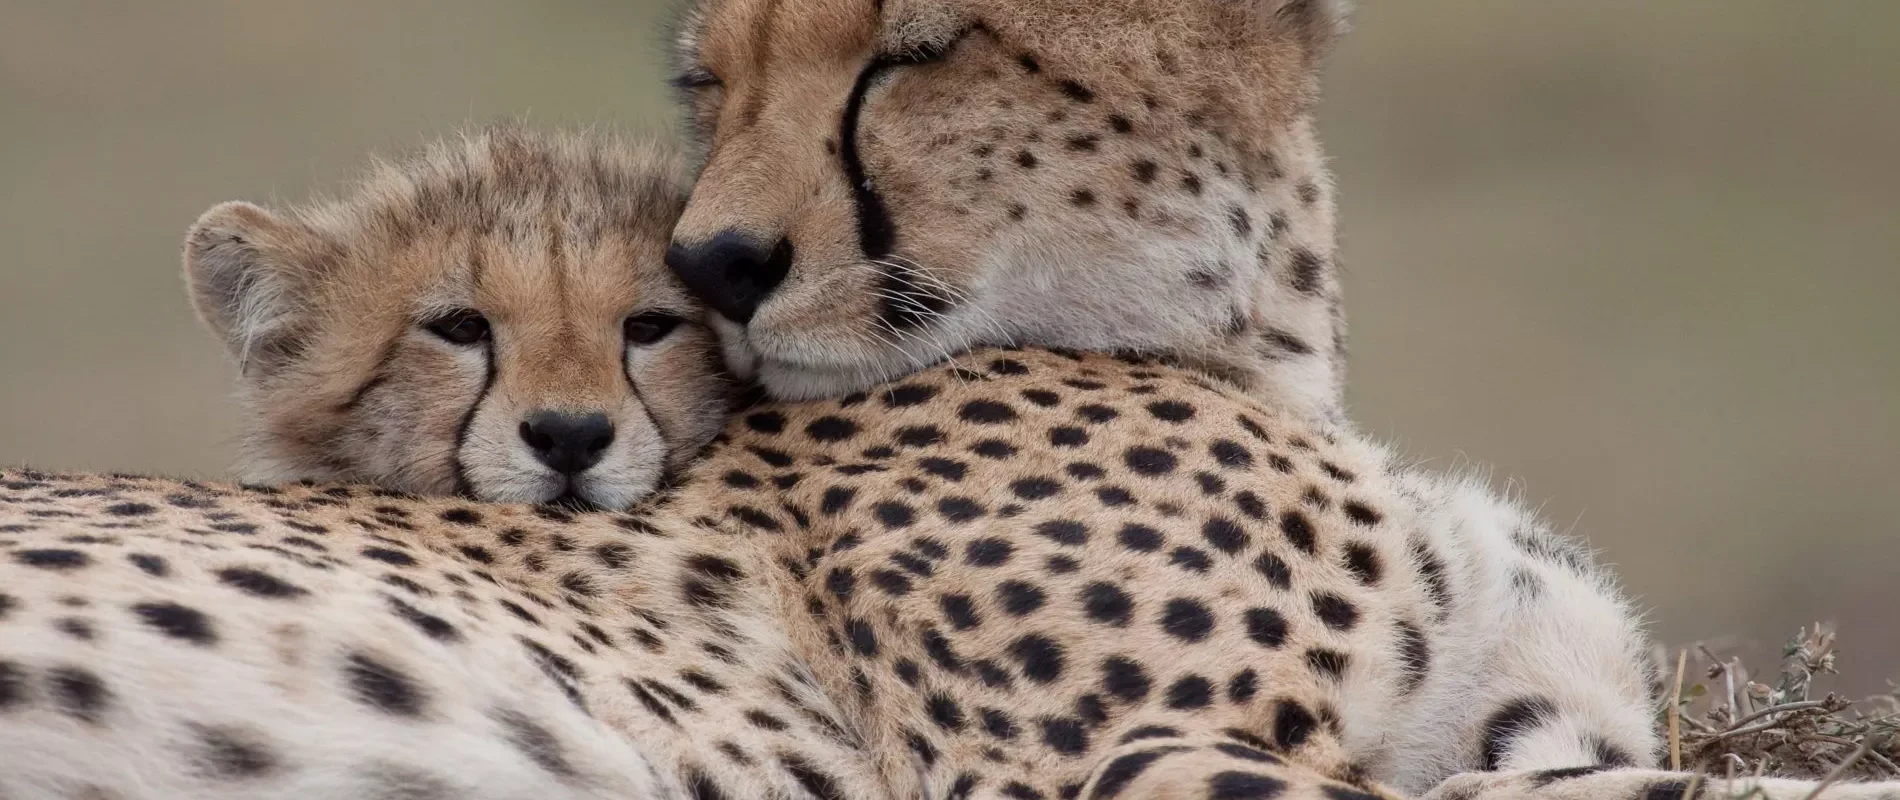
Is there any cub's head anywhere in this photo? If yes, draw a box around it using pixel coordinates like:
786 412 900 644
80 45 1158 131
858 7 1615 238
669 0 1351 422
185 127 731 510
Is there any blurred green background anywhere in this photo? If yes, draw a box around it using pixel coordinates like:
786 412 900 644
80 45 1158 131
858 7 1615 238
2 2 1895 690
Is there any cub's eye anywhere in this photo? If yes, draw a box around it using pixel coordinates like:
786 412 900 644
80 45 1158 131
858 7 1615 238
623 312 685 346
424 310 491 345
672 68 723 91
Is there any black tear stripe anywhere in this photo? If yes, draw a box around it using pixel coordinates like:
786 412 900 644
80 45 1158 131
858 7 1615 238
451 338 498 498
840 30 975 331
620 347 671 465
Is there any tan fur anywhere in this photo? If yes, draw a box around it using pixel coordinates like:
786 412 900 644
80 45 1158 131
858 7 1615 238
670 0 1350 423
184 127 732 509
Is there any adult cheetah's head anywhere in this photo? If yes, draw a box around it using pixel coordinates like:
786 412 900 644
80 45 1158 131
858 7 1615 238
669 0 1350 420
184 127 733 510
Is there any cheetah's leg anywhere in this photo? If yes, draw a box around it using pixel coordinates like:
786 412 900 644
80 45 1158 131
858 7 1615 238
1388 478 1900 798
1375 472 1661 795
1073 733 1404 800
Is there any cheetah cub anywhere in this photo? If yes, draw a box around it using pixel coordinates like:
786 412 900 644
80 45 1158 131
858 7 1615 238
185 126 731 510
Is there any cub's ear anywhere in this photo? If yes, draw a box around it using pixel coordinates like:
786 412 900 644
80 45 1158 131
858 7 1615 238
183 201 327 376
1254 0 1352 58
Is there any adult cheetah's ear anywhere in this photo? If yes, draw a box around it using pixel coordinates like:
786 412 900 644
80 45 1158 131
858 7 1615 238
183 201 328 377
1252 0 1352 58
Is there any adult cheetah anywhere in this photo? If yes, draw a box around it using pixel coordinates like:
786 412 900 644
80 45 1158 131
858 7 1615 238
667 0 1350 424
659 0 1898 796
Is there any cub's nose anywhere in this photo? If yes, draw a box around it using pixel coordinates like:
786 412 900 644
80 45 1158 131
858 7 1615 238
519 411 615 475
665 231 793 324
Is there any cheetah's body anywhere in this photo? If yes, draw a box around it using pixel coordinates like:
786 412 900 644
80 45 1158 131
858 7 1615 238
6 350 1888 800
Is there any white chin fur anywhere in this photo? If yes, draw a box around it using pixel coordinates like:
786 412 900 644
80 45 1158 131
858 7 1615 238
723 311 997 401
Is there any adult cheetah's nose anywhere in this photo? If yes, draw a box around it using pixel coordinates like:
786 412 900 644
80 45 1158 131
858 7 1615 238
665 231 793 324
519 411 615 476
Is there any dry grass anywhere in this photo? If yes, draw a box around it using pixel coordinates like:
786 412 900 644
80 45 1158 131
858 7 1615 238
1661 627 1900 787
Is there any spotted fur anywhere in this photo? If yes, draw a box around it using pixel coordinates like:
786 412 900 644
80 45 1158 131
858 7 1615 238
185 126 731 510
6 351 1895 799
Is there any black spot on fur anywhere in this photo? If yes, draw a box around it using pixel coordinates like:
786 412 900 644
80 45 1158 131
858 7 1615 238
362 547 416 567
1279 511 1316 555
217 567 308 599
133 601 217 646
1202 516 1249 555
1101 656 1151 702
1208 771 1286 800
1080 582 1134 627
1035 519 1089 546
805 416 859 443
495 709 576 777
1272 700 1317 749
1410 539 1454 612
1160 598 1214 642
1342 543 1382 585
1011 634 1066 683
1228 670 1260 704
1263 329 1313 355
194 724 276 778
782 755 850 800
1014 478 1065 501
1396 621 1431 693
1089 748 1180 800
874 501 917 529
1124 447 1177 476
13 549 89 570
960 400 1018 424
1041 716 1089 755
1341 502 1381 526
1480 696 1560 770
1310 592 1360 631
346 652 427 717
966 537 1014 566
928 693 968 731
1003 782 1046 800
439 507 482 525
128 553 168 576
1245 607 1289 648
686 769 731 800
1592 737 1639 768
1288 249 1326 295
998 581 1047 615
1165 675 1213 710
1530 765 1609 787
1306 648 1350 679
0 661 25 710
50 665 110 723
